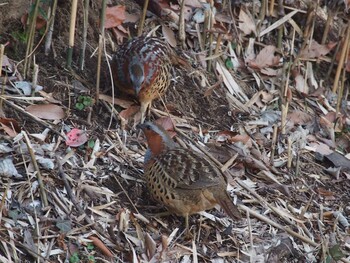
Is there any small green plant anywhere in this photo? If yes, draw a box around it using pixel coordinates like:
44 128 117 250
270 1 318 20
87 243 94 250
87 255 96 263
75 95 93 110
10 31 28 44
87 139 95 149
225 59 234 69
69 252 80 263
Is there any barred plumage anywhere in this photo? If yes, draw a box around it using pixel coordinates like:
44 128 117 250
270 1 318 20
112 36 172 123
139 122 242 235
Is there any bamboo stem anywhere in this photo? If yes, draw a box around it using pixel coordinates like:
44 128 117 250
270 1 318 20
138 0 149 36
23 0 40 78
0 44 4 77
178 0 186 49
332 22 350 93
79 0 90 70
44 0 58 55
67 0 78 68
96 0 107 104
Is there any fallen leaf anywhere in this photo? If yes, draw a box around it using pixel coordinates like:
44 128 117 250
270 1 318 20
26 104 65 120
162 24 177 47
21 13 46 30
238 8 256 36
287 110 313 125
155 117 176 138
248 45 280 70
88 236 113 258
0 117 20 137
124 12 139 23
216 62 248 102
145 233 157 260
99 94 134 108
134 0 171 18
105 5 126 29
294 73 309 94
65 128 88 147
300 40 336 59
119 105 140 120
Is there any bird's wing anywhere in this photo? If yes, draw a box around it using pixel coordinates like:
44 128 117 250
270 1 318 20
155 149 222 190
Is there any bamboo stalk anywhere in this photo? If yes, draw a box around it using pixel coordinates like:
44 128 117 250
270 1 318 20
96 0 107 104
207 0 214 72
0 44 4 77
332 22 350 93
336 28 350 113
67 0 78 68
44 0 58 55
138 0 150 36
22 131 48 208
178 0 186 49
79 0 90 70
23 0 40 78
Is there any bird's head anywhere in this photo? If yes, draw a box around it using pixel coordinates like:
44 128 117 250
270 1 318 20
129 56 144 96
138 122 176 159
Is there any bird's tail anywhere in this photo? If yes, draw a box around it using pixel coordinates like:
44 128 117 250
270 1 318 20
216 193 242 220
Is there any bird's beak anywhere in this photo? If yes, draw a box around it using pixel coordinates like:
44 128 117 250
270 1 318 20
134 85 141 96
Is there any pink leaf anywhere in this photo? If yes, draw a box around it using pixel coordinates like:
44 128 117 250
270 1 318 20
65 128 88 147
105 5 126 29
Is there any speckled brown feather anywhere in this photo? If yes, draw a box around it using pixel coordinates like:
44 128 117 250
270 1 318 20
111 36 172 123
139 122 242 223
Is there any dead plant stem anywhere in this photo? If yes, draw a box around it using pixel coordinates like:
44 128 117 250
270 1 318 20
332 22 350 93
138 0 149 36
22 131 48 207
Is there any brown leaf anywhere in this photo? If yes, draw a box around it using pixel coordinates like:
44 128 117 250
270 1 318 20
134 0 171 18
216 130 250 144
145 233 157 260
21 13 46 30
124 12 139 23
238 8 256 36
155 117 176 138
105 5 126 29
300 40 336 59
89 236 113 258
248 45 280 70
119 106 140 120
26 104 65 120
99 94 134 108
317 188 335 197
162 25 177 47
287 110 313 125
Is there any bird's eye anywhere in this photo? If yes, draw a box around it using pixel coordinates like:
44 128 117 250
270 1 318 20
146 125 151 130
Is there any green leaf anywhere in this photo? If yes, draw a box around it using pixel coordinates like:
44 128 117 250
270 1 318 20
87 255 96 262
75 103 85 110
87 243 94 250
83 97 93 106
225 59 234 69
87 139 95 149
329 244 344 260
70 253 80 263
231 42 238 50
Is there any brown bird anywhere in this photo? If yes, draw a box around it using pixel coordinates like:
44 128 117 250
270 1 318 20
138 122 242 235
111 36 172 123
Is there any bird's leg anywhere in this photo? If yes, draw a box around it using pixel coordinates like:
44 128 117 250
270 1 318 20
184 214 193 239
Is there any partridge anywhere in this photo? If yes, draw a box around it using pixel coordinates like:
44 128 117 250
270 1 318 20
138 122 242 234
111 36 172 123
